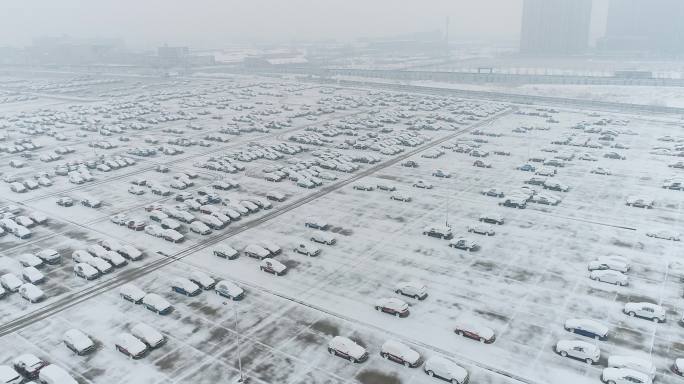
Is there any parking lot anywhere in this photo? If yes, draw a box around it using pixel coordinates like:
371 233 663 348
0 72 683 384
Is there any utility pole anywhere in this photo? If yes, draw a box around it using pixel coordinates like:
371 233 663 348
223 301 246 383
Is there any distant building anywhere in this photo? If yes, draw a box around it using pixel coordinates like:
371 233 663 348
600 0 684 55
154 45 215 67
520 0 593 55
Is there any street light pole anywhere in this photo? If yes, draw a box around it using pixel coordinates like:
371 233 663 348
224 301 245 383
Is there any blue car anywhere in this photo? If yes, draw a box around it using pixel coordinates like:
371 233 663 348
517 164 536 172
564 318 609 340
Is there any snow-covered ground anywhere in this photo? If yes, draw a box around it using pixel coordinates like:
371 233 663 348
0 72 683 384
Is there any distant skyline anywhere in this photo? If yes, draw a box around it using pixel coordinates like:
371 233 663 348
0 0 610 49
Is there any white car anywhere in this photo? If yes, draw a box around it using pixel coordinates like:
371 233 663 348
21 266 44 284
36 249 60 264
19 283 45 303
128 185 146 195
215 280 245 300
564 318 609 340
213 246 239 259
189 271 215 290
260 258 287 276
646 229 680 241
142 293 172 314
467 224 495 236
588 256 630 273
453 320 496 343
390 192 412 202
115 333 148 359
38 364 78 384
171 277 201 296
380 340 421 368
294 243 321 256
424 356 469 384
190 221 212 235
327 336 368 363
0 366 21 384
74 263 100 280
245 244 270 259
625 196 654 209
131 323 166 349
607 355 656 380
555 339 600 364
100 251 127 267
374 297 409 317
63 329 95 355
623 302 665 323
590 270 628 286
11 353 47 379
18 253 43 268
449 238 478 251
394 281 427 300
0 273 22 292
602 368 651 384
120 284 146 304
310 232 336 245
591 167 612 175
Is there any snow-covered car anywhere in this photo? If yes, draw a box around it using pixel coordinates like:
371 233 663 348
128 185 146 195
1 273 22 292
115 333 148 359
99 251 127 267
327 336 368 363
453 321 496 343
543 181 569 192
376 183 396 191
119 245 143 261
646 229 680 241
601 368 651 384
390 192 412 202
607 356 656 380
587 256 630 273
625 196 654 209
432 169 451 178
623 302 665 323
394 281 427 300
80 198 102 208
214 246 239 259
18 253 43 268
74 263 100 280
131 323 166 349
266 191 286 202
11 353 47 379
353 184 374 191
189 271 215 290
564 318 609 340
36 249 61 264
244 244 270 259
19 283 45 303
380 339 421 368
38 364 78 384
412 180 434 189
63 329 95 355
555 339 600 364
120 283 146 304
260 258 287 276
304 218 330 230
467 224 495 236
110 214 129 225
310 232 336 245
171 277 201 296
189 221 212 235
20 266 43 284
590 270 628 286
215 280 244 300
605 152 626 160
142 293 172 314
449 238 478 251
591 167 612 175
672 358 684 376
423 225 453 240
479 214 504 225
499 197 527 209
423 356 469 384
472 160 492 168
530 193 561 205
0 365 22 384
294 243 321 256
374 297 409 317
480 188 504 198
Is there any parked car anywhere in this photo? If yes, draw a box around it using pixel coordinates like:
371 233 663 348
1 273 22 292
413 180 434 189
390 192 412 202
120 283 146 304
244 244 270 259
590 270 628 286
0 366 21 384
588 256 630 273
11 353 47 379
56 197 73 207
453 321 496 343
19 283 45 303
646 229 680 241
327 336 368 363
171 277 201 296
423 356 469 384
142 293 172 314
18 253 43 268
625 196 653 209
37 364 78 384
380 340 421 368
189 220 212 235
310 232 336 245
304 218 330 230
81 198 102 208
115 333 148 359
479 214 504 225
374 297 409 317
607 356 656 381
215 280 244 300
480 188 504 197
131 323 166 349
467 224 495 236
74 263 99 280
555 339 600 364
498 197 527 209
260 258 287 276
394 281 427 300
214 246 239 259
63 329 95 355
432 169 451 178
36 249 61 264
564 318 609 340
294 243 321 256
189 271 215 290
449 238 478 251
423 225 453 240
601 368 651 384
623 302 665 323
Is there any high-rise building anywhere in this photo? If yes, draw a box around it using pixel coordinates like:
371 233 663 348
520 0 593 55
601 0 684 55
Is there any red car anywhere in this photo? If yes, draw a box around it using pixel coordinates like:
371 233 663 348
453 321 495 344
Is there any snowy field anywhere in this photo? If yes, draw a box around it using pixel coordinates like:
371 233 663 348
0 72 683 384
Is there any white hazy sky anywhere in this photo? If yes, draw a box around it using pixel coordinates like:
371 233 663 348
0 0 608 49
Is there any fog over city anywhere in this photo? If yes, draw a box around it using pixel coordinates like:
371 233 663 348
0 1 683 384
